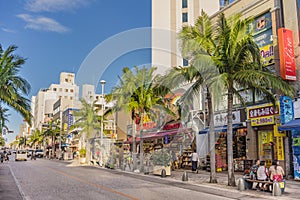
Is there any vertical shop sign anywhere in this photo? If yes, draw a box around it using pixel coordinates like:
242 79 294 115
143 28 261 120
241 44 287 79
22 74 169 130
278 28 296 80
253 12 274 66
276 136 285 160
280 96 294 124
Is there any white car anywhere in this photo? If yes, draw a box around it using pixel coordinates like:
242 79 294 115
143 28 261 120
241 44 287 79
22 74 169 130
15 150 27 161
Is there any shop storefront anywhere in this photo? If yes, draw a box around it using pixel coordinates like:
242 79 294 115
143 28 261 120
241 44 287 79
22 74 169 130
199 109 247 171
247 101 288 168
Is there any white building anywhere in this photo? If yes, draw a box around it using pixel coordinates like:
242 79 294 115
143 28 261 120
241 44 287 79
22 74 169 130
151 0 223 159
151 0 220 73
31 72 80 131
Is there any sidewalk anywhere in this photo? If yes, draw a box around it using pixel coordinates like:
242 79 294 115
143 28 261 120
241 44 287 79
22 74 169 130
79 160 300 199
154 168 300 200
0 163 23 200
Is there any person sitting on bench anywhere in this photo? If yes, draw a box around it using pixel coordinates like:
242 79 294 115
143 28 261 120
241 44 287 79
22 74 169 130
257 161 269 191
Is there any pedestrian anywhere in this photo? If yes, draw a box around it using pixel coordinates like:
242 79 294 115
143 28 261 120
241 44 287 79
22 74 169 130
269 160 284 182
191 149 199 173
250 159 260 180
256 161 269 191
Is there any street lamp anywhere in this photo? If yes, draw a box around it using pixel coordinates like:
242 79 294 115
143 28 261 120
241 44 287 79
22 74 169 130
100 80 106 165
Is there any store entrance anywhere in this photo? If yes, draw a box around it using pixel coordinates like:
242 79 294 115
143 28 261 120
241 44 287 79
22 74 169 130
258 130 274 167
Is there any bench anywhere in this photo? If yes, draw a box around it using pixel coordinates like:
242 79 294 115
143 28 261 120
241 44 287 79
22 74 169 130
244 178 285 194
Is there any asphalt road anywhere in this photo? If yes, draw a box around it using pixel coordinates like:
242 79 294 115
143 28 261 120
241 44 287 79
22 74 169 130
3 157 276 200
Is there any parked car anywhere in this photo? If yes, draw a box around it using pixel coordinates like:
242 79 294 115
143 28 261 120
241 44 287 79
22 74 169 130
35 149 44 158
15 150 27 161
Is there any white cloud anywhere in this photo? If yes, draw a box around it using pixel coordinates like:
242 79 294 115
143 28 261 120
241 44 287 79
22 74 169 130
1 28 16 33
25 0 90 12
17 14 70 33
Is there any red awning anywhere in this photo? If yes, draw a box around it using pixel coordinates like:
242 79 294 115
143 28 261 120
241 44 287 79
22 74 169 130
125 128 190 143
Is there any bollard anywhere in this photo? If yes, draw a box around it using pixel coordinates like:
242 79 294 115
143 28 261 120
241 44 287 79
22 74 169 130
237 178 245 191
272 182 282 196
182 171 188 181
161 169 166 178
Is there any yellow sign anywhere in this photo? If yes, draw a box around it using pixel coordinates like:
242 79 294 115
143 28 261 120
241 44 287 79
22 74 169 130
247 103 280 126
274 124 286 137
276 136 285 160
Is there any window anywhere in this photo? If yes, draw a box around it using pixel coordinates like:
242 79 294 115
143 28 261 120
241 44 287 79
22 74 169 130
53 88 57 91
70 89 74 93
182 0 188 8
59 88 62 92
70 97 73 100
182 13 188 23
65 89 68 92
183 58 189 66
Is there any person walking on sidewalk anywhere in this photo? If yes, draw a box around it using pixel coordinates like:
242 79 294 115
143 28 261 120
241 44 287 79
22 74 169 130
191 149 199 173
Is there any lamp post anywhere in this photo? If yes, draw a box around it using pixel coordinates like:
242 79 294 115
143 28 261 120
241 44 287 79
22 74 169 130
100 80 106 165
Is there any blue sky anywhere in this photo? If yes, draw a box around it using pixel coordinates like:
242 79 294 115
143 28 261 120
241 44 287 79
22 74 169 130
0 0 151 142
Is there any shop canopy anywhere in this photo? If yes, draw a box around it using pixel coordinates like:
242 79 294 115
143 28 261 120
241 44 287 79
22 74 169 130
199 123 243 134
278 119 300 131
125 128 189 143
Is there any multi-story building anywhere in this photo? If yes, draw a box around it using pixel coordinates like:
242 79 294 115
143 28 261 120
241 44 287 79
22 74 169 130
151 0 300 176
152 0 220 72
31 72 80 131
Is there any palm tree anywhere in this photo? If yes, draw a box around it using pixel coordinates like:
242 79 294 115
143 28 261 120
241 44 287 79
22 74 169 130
28 129 43 149
73 98 100 164
0 45 32 124
110 66 174 171
42 121 60 158
0 105 10 134
179 11 294 186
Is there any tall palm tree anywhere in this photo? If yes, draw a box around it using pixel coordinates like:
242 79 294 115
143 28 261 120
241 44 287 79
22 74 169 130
43 121 60 158
0 45 31 124
110 66 174 171
28 129 43 149
179 11 294 186
73 98 100 164
0 105 10 134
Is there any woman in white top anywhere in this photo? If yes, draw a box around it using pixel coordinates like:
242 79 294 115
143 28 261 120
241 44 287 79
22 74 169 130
256 161 269 190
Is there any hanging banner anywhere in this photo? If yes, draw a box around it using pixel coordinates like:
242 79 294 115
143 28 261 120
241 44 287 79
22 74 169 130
278 28 296 81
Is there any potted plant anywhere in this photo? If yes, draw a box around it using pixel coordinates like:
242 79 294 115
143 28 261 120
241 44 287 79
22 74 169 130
79 148 86 164
152 149 171 176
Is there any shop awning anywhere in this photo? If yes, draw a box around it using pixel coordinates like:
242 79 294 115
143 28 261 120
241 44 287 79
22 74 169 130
143 128 188 139
278 119 300 131
199 123 243 134
125 128 189 143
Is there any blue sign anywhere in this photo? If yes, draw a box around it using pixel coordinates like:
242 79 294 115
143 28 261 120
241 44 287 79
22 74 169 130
280 96 294 124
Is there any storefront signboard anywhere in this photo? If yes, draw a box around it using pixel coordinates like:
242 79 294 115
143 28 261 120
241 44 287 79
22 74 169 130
294 100 300 119
274 124 286 137
276 136 285 160
214 110 241 126
280 96 294 124
247 103 280 126
278 28 296 81
253 12 274 67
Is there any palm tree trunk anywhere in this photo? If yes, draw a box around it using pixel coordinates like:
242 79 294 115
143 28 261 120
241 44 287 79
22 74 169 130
86 139 91 164
207 89 217 183
132 121 137 171
227 86 236 186
139 112 144 172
